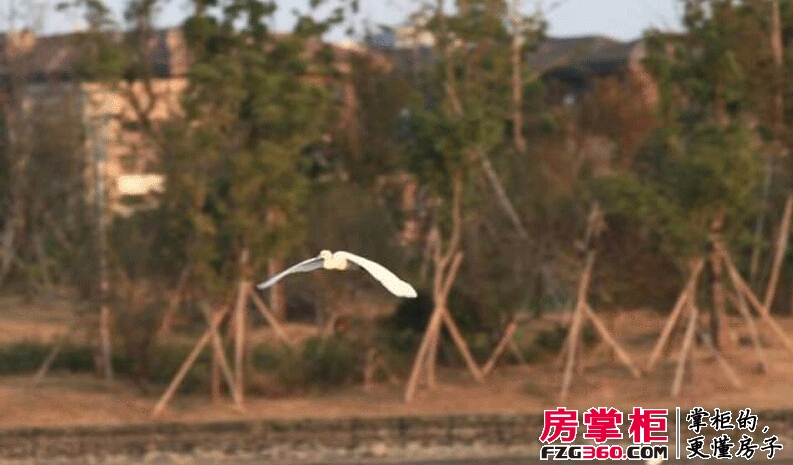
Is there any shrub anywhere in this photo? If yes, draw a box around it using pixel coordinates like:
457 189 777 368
250 343 290 372
0 342 95 375
296 336 359 389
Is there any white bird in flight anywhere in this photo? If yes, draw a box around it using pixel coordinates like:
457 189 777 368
256 250 418 298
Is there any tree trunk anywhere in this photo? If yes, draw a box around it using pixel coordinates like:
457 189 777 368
709 214 726 351
510 0 526 153
710 249 724 351
267 256 287 322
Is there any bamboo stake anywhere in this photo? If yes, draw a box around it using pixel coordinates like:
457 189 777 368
559 300 585 403
201 305 241 407
697 328 743 390
211 323 240 405
250 291 294 347
211 349 221 402
584 304 641 378
426 322 439 389
482 318 518 376
558 246 596 403
405 174 483 401
763 193 793 312
156 263 192 338
404 305 445 402
647 258 705 371
721 248 793 355
727 273 768 372
441 308 484 381
152 306 230 418
671 298 698 398
233 281 248 404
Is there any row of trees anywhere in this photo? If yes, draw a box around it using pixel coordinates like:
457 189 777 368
1 0 793 353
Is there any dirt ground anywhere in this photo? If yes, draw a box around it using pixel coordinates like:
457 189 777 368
1 295 793 429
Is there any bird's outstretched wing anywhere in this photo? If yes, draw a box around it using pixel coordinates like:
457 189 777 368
256 256 324 290
334 251 418 298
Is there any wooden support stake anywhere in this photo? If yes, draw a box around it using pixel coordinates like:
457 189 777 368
156 264 192 338
233 281 248 405
426 322 439 389
763 193 793 313
558 248 596 403
727 274 768 372
482 318 518 376
404 305 445 402
647 258 704 372
559 302 584 403
584 304 641 378
211 350 221 402
441 308 484 381
697 328 743 390
201 304 241 407
250 291 294 347
721 248 793 356
152 306 230 418
671 299 697 398
405 175 482 401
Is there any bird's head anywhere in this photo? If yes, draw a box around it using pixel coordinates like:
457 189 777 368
319 250 333 261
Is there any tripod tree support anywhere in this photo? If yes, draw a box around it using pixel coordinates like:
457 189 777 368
646 258 705 372
648 246 769 390
730 281 768 372
404 175 483 403
151 269 294 418
670 290 743 398
152 304 240 418
719 243 793 356
482 316 519 377
671 289 698 398
558 204 641 403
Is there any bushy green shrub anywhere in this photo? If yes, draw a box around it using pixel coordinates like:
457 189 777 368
0 342 94 375
294 336 359 389
0 336 361 395
250 343 289 372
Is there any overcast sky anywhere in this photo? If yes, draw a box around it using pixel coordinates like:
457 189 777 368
7 0 685 42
